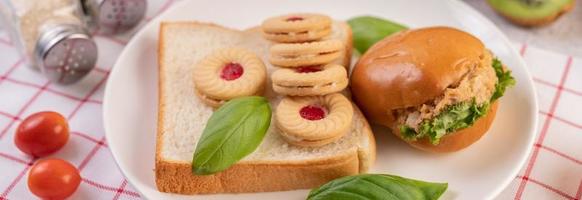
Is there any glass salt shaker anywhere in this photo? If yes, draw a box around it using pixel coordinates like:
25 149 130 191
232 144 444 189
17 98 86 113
0 0 98 84
82 0 147 35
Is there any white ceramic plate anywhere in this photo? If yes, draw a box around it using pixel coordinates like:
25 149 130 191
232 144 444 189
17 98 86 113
103 0 538 199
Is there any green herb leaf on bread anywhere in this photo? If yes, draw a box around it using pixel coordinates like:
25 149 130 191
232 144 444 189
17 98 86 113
192 96 271 175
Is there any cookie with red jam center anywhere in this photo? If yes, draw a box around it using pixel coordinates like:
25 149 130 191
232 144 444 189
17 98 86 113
275 93 354 147
261 13 332 43
271 64 348 96
193 48 267 108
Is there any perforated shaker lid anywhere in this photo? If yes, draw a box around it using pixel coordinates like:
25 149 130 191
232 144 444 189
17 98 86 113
35 24 98 84
84 0 147 34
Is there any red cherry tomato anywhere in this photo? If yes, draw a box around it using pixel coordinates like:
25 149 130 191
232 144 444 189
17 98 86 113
14 111 69 157
28 159 81 200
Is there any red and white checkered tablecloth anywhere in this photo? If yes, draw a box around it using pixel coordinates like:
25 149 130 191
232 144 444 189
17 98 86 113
0 1 580 199
0 0 176 199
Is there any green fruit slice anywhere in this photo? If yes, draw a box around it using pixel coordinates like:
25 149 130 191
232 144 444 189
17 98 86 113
487 0 573 20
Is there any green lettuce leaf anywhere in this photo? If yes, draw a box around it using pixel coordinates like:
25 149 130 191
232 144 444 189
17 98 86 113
400 125 417 140
491 58 516 101
400 58 515 144
403 101 489 144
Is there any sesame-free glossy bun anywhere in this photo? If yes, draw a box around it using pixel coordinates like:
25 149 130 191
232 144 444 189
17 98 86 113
350 26 498 153
351 26 486 128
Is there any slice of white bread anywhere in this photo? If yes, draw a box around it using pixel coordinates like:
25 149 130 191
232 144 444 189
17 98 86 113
156 21 375 194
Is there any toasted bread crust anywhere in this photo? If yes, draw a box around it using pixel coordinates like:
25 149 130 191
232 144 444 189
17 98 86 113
156 22 167 168
156 21 375 194
156 148 358 194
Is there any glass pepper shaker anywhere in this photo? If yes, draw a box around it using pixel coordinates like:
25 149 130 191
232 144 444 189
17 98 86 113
0 0 98 84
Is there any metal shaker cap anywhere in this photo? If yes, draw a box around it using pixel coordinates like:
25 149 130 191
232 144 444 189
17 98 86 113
83 0 147 34
35 24 98 84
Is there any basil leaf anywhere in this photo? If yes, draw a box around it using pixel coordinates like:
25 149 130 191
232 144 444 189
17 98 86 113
192 96 271 175
348 16 408 54
307 174 447 200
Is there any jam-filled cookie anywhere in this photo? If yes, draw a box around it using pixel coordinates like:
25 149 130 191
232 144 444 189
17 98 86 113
271 64 348 96
261 13 332 43
193 48 267 108
269 39 343 67
275 93 353 147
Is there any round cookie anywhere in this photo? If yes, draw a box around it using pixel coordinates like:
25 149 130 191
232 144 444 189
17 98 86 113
193 48 267 108
261 13 332 43
275 93 354 147
271 64 348 96
269 39 343 67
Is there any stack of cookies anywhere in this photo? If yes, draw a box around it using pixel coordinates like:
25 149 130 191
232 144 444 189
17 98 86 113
261 13 354 147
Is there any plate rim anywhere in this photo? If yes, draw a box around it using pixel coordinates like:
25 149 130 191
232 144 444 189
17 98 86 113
445 0 539 198
103 0 539 199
